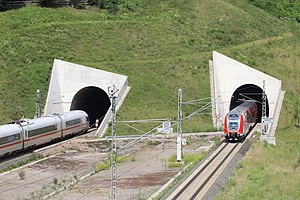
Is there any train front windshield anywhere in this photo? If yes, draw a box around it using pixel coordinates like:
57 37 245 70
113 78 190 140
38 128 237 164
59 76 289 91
228 114 239 131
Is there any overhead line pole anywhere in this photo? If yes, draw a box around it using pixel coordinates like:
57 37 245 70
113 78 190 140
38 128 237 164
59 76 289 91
108 85 118 200
35 89 40 118
177 89 183 162
262 80 267 135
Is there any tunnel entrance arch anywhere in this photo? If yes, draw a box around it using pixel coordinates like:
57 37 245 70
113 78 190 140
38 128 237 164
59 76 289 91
229 84 269 123
70 86 111 127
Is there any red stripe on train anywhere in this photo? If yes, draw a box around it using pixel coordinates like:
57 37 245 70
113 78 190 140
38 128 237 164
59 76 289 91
0 123 89 150
224 114 228 134
238 115 244 134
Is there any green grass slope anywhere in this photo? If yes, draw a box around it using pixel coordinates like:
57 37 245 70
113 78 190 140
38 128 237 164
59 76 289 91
248 0 300 22
0 1 300 198
0 0 297 123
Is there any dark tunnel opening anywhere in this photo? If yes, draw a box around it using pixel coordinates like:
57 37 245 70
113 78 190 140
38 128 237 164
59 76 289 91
70 86 111 127
229 84 269 123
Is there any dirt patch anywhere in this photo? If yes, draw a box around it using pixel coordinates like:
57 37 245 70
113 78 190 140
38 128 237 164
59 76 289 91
118 171 175 188
31 156 87 171
0 131 218 200
36 139 103 157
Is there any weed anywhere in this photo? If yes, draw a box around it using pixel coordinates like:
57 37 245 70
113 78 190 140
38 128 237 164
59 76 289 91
145 140 161 146
53 177 58 185
93 161 110 172
213 136 222 146
236 161 244 170
227 177 236 188
130 154 136 161
167 151 206 168
18 170 26 180
293 153 300 170
0 154 43 173
73 174 78 181
30 191 35 199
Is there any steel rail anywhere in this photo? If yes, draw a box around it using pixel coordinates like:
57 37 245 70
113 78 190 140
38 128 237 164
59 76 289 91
171 141 228 200
190 143 239 199
168 125 257 200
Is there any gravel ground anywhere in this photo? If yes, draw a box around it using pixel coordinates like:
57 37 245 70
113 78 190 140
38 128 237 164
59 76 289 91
0 131 217 200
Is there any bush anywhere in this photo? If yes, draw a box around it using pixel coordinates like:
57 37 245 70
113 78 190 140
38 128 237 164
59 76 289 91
71 0 87 9
40 0 51 7
106 0 119 13
119 0 139 12
0 0 7 11
89 0 120 12
90 0 108 9
40 0 87 8
248 0 300 22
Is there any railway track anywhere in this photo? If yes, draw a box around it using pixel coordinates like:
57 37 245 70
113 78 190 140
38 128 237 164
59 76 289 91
166 129 255 200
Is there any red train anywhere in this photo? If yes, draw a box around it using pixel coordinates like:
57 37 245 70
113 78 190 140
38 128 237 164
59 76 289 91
224 101 258 142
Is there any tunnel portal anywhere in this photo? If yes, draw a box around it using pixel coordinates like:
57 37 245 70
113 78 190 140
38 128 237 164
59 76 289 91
70 86 111 126
229 84 269 123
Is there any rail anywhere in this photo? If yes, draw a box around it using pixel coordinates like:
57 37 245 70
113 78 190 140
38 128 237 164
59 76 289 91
166 141 240 200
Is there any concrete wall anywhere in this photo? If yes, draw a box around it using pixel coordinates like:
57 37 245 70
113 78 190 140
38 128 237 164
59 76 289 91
211 51 283 136
44 59 128 115
44 59 129 136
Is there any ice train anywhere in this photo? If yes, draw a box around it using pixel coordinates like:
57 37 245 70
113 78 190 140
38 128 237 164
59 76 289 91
0 110 89 157
224 101 258 142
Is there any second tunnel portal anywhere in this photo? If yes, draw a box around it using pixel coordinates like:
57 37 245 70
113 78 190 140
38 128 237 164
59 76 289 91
70 86 111 126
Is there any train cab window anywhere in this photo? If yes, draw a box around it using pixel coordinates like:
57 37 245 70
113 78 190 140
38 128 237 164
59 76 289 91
66 118 82 127
0 133 21 145
228 114 239 120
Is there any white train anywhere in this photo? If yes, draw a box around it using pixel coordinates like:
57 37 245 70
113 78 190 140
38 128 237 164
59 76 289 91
0 110 90 157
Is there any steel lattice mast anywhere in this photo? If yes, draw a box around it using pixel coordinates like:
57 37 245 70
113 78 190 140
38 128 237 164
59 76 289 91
177 89 182 162
109 85 118 200
262 80 267 135
35 89 40 118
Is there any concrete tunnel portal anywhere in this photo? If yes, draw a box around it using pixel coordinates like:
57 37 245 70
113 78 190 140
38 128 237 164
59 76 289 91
211 51 284 143
229 84 269 123
70 86 111 127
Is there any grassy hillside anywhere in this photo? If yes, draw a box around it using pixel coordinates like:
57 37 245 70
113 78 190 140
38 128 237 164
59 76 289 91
0 1 300 198
0 0 295 123
248 0 300 22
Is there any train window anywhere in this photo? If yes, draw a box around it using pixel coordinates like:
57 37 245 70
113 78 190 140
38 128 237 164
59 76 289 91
66 118 82 127
28 125 57 137
228 114 239 120
229 122 238 130
0 133 21 145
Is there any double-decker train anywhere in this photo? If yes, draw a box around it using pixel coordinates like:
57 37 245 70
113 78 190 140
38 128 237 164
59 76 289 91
224 101 258 142
0 110 89 157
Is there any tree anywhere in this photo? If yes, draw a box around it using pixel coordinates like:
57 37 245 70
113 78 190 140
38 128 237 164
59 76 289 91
0 0 7 11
